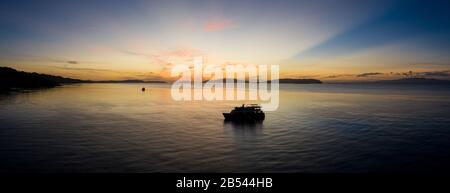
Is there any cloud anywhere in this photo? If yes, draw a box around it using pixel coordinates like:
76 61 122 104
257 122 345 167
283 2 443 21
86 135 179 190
323 74 354 79
121 48 203 63
410 62 450 67
203 19 234 32
50 66 116 72
418 70 450 77
120 50 147 57
162 48 203 58
322 73 384 79
0 53 102 66
356 72 383 77
382 70 450 79
132 71 165 81
391 70 450 78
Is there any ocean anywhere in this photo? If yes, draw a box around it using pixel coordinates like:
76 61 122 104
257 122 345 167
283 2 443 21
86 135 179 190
1 83 449 172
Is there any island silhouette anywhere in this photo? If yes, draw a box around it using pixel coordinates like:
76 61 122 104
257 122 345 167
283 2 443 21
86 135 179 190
201 78 322 84
2 66 449 92
0 67 166 92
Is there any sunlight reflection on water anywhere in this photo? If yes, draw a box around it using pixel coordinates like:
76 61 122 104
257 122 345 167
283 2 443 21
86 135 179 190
0 83 450 172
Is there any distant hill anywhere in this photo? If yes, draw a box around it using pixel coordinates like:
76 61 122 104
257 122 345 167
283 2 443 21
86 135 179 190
202 78 322 84
375 78 450 84
88 80 166 83
0 67 83 91
0 67 166 92
277 78 322 84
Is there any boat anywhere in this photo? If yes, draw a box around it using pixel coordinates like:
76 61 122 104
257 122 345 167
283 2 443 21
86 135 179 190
223 104 265 121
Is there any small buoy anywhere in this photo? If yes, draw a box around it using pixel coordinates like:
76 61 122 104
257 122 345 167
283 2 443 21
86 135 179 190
141 87 145 92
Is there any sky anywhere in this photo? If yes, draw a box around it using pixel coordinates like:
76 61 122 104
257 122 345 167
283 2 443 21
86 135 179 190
0 0 449 81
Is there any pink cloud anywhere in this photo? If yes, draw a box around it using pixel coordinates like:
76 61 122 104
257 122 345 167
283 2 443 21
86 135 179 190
164 48 202 58
203 19 234 32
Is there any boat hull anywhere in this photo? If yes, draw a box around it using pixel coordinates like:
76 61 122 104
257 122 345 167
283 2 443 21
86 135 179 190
223 112 265 122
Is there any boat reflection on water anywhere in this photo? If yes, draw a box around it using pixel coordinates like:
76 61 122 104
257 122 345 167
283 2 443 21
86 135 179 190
224 119 263 138
224 119 263 128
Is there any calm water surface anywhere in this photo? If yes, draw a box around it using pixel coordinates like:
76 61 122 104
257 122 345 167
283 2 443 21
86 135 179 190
1 83 450 172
